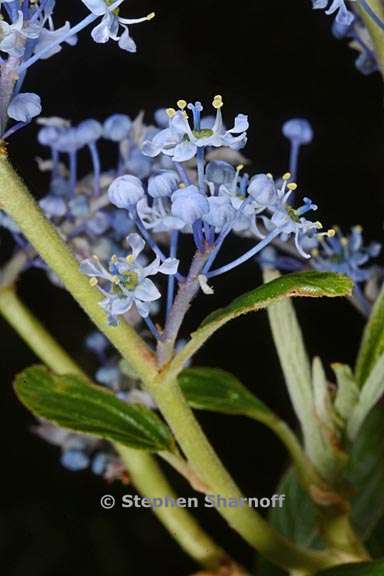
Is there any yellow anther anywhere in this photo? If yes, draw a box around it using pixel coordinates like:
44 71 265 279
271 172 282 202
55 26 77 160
354 225 363 233
311 248 319 257
126 254 135 263
282 172 291 181
315 221 323 229
177 99 187 110
111 275 119 284
287 182 298 191
146 12 155 20
178 182 186 188
111 255 118 263
166 108 176 118
236 164 244 172
212 95 223 109
92 254 100 261
89 278 98 287
327 229 336 238
341 237 348 246
266 173 273 179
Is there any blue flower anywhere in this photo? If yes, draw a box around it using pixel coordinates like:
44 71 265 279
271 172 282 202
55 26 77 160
80 233 179 324
82 0 155 53
142 96 248 162
312 225 381 282
61 449 90 471
312 0 355 26
0 10 40 57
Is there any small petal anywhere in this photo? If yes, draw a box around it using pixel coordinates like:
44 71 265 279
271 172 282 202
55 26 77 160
134 277 161 301
81 0 108 16
158 258 179 275
118 26 137 52
198 274 214 295
126 232 146 259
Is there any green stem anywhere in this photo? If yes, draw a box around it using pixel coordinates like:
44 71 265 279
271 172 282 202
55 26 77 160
252 411 325 492
0 286 83 376
356 0 384 78
116 445 224 569
0 155 342 572
144 375 337 572
0 285 225 570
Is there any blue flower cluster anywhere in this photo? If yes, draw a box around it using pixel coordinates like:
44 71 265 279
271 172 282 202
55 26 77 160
0 0 153 138
0 97 333 334
261 225 382 314
80 97 327 328
34 420 127 480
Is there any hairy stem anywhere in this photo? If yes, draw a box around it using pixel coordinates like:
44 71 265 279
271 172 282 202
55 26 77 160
157 250 208 365
144 374 339 572
0 286 225 570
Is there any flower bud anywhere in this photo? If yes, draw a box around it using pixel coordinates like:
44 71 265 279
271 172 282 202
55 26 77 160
206 160 236 186
282 118 313 145
171 185 209 225
108 175 145 208
77 119 103 145
248 174 275 206
103 114 132 141
148 171 179 198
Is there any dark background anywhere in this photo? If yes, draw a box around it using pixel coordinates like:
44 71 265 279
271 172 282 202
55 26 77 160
1 1 384 574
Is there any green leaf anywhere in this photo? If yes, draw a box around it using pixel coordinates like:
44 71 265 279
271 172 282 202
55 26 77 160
178 367 271 418
268 467 323 550
202 271 352 329
264 269 340 482
333 363 359 422
318 560 384 576
367 517 384 557
347 352 384 440
313 356 337 429
347 406 384 540
356 285 384 386
14 365 174 452
169 272 352 380
267 407 384 550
